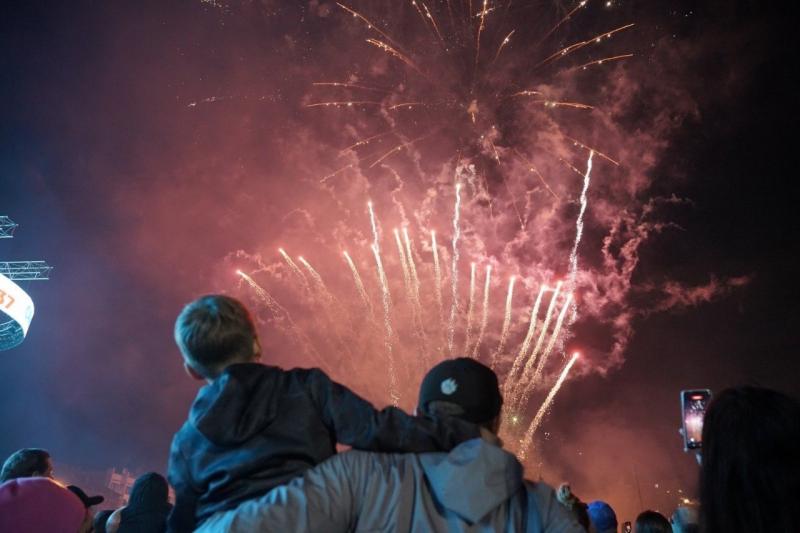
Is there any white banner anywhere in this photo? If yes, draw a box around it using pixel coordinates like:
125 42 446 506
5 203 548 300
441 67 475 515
0 272 35 336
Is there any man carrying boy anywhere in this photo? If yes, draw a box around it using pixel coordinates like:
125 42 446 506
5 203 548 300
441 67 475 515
167 294 482 532
196 358 584 532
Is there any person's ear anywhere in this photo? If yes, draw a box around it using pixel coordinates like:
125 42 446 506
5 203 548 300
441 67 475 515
184 362 205 381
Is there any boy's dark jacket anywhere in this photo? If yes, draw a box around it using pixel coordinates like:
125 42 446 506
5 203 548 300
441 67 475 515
166 363 481 532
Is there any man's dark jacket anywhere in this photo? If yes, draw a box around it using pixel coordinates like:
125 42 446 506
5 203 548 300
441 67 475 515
166 363 480 532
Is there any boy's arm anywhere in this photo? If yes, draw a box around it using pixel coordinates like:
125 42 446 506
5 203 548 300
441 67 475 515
195 454 357 533
303 368 480 452
166 441 199 533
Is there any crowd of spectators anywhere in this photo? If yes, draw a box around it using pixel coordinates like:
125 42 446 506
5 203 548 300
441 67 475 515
1 294 797 532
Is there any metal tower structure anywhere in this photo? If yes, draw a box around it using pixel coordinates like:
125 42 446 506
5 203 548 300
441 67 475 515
0 216 52 350
0 216 18 238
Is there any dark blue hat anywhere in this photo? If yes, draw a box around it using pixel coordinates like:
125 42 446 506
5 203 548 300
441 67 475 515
588 500 618 532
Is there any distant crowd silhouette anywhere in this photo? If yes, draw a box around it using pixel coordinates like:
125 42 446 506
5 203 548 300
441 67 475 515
2 295 798 532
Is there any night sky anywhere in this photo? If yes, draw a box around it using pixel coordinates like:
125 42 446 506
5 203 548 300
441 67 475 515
1 0 798 522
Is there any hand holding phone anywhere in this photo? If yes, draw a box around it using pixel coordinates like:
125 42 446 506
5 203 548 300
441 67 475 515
681 389 711 451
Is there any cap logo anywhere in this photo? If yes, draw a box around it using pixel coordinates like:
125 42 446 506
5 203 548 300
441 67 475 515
440 378 458 395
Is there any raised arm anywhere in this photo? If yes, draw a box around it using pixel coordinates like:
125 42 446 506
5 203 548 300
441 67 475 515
302 368 480 452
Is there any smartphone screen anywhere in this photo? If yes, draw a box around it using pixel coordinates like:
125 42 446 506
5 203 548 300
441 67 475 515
681 389 711 450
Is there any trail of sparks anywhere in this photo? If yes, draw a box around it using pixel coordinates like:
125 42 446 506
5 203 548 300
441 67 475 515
510 281 563 408
491 276 516 368
236 271 323 366
519 293 573 409
367 135 428 168
463 262 477 353
431 230 445 335
537 0 588 45
565 136 618 166
372 243 399 405
402 227 429 360
472 265 492 357
306 100 383 109
572 54 634 72
447 182 463 354
336 3 403 50
403 228 422 300
567 151 594 324
298 256 332 300
519 352 580 461
237 270 282 318
507 92 594 110
388 102 426 110
279 248 310 290
366 202 399 404
394 229 424 355
343 251 372 317
492 29 516 64
474 0 489 70
394 228 414 303
366 39 427 79
313 81 390 93
504 284 547 397
423 3 446 45
513 148 560 201
320 164 354 184
534 23 636 69
368 201 380 251
340 131 394 153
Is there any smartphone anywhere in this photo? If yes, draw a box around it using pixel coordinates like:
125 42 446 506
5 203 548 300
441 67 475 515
681 389 712 450
623 521 632 533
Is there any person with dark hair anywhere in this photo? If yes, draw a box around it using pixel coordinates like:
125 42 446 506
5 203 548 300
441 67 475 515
0 448 53 482
699 386 800 533
634 510 671 533
167 295 483 532
106 472 172 533
197 357 584 532
94 510 114 533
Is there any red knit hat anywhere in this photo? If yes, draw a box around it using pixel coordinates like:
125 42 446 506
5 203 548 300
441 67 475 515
0 477 86 533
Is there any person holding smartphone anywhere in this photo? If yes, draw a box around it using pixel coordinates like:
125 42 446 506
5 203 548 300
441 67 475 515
698 386 800 533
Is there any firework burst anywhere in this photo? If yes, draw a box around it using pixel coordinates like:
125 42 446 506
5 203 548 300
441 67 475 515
231 0 638 456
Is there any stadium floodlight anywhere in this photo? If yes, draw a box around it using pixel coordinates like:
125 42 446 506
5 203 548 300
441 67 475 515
0 217 50 351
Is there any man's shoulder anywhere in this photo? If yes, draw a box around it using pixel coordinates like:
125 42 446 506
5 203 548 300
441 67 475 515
321 449 428 474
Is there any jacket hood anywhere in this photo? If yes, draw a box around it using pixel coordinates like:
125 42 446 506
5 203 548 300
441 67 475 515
190 363 280 446
419 438 523 523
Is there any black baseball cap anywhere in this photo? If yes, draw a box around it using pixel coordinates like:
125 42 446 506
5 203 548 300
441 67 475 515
418 357 503 424
67 485 104 508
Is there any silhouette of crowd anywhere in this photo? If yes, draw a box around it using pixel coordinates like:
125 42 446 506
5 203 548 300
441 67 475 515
2 295 798 532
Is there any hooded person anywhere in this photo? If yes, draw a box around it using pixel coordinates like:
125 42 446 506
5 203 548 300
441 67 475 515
197 357 584 533
106 472 172 533
0 476 91 533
